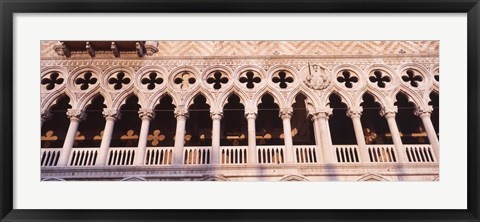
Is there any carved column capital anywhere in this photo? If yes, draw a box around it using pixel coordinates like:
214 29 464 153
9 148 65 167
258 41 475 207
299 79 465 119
66 109 86 122
245 107 258 120
138 108 155 121
279 108 293 120
174 108 189 119
347 107 363 119
41 110 52 123
414 106 433 118
210 111 223 120
380 107 398 118
309 108 332 121
102 108 120 121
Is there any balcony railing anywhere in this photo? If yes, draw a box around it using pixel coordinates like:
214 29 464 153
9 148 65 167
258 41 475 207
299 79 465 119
221 146 247 164
184 146 211 165
334 145 360 163
145 147 173 165
107 147 136 166
294 145 317 163
257 146 285 164
41 144 437 167
405 144 436 163
69 148 99 166
367 145 397 163
41 148 61 167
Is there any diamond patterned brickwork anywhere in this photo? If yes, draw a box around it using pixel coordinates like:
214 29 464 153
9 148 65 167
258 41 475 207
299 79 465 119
41 41 439 58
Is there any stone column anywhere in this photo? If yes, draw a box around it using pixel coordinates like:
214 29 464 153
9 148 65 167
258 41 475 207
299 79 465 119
381 108 408 162
57 109 86 166
41 110 51 127
135 108 155 166
245 111 257 163
415 107 440 160
310 115 323 163
173 108 189 165
311 109 334 163
96 109 120 166
280 108 294 163
347 108 370 162
210 111 223 164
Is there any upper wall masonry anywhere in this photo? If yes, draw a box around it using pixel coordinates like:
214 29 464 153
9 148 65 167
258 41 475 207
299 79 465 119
41 41 439 59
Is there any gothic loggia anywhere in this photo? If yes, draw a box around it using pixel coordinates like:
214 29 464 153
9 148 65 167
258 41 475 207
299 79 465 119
40 41 439 181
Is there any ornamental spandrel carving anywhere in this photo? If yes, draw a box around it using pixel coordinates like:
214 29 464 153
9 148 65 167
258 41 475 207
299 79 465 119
303 64 330 90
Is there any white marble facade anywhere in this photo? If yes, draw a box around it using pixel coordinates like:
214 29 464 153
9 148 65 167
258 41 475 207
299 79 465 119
40 41 439 181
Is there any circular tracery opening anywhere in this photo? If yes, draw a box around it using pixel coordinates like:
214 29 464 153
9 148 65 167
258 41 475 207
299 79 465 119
272 70 294 89
206 71 229 90
336 70 359 89
239 70 261 89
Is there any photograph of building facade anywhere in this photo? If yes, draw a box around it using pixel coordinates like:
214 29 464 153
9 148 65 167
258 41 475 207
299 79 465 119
40 40 439 181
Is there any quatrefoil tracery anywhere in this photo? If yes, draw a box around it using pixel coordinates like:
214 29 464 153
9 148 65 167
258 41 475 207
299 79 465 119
272 71 293 89
337 70 358 88
41 72 64 90
141 72 164 90
206 71 229 90
108 72 131 90
402 69 423 87
369 70 391 88
75 72 97 90
174 72 196 90
239 71 261 89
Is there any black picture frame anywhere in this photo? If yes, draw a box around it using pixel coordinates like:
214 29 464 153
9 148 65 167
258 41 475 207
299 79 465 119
1 0 479 221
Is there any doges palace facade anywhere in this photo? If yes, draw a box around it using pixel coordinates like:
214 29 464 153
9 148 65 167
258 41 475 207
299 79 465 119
40 41 439 181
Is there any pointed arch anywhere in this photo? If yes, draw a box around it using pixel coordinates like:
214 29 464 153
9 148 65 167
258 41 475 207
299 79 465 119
357 89 387 109
254 88 284 108
148 91 178 110
391 87 426 108
286 87 318 110
357 174 389 181
218 88 248 109
184 88 215 109
111 89 144 110
41 177 66 181
279 174 309 181
121 176 147 181
325 89 354 109
77 88 111 110
41 90 75 112
200 175 230 181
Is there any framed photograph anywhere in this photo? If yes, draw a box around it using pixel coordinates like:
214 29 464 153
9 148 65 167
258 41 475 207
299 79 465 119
1 0 479 221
